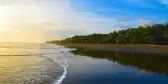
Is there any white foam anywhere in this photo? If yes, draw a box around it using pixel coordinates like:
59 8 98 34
41 51 68 84
0 47 69 84
54 54 68 84
0 43 69 84
0 52 61 56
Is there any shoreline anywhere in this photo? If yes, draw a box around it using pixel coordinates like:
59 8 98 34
56 43 168 54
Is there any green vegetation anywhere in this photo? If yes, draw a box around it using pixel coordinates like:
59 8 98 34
70 48 168 75
46 23 168 45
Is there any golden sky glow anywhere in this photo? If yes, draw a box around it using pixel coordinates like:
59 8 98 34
0 0 68 42
0 0 122 43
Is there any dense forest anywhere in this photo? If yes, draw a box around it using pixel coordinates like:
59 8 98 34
46 23 168 45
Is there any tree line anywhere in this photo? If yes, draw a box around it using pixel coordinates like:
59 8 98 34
46 23 168 45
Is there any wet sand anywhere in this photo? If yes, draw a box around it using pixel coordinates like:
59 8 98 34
58 43 168 54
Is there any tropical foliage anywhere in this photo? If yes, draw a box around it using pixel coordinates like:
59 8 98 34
46 23 168 45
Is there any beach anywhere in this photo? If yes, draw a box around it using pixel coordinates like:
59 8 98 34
58 43 168 54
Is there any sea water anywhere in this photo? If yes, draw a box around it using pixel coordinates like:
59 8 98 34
0 43 69 84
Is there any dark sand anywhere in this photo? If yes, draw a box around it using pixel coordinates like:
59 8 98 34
59 43 168 54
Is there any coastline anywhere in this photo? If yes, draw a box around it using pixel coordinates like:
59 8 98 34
55 43 168 54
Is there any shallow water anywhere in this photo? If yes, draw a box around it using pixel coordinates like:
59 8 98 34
0 43 65 84
0 43 168 84
63 48 168 84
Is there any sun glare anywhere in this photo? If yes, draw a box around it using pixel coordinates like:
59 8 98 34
0 6 13 31
14 29 20 33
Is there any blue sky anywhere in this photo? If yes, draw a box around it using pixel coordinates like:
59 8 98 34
0 0 168 42
71 0 168 22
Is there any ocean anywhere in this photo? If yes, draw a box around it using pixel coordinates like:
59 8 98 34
0 43 168 84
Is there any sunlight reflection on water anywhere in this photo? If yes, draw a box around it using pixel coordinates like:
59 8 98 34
0 43 63 84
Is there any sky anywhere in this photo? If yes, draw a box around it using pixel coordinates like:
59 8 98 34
0 0 168 43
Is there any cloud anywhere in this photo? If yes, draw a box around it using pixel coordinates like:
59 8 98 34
94 8 131 14
0 0 140 42
158 0 168 5
0 0 57 5
123 0 151 7
123 0 158 9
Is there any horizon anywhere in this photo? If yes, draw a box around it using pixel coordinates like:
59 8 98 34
0 0 168 42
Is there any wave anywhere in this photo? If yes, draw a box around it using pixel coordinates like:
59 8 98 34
0 52 61 56
0 43 73 84
40 51 68 84
0 51 69 84
0 46 62 50
52 51 68 84
0 43 64 50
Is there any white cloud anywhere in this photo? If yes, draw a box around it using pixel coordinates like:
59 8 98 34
123 0 151 7
158 0 168 5
124 0 162 9
0 0 139 42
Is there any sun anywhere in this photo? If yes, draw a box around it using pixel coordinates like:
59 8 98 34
15 29 20 33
